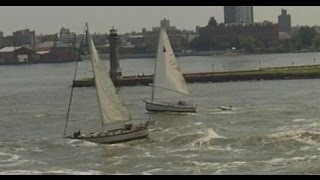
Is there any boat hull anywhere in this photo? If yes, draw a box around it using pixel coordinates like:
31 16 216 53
218 106 234 111
145 101 196 113
69 128 148 144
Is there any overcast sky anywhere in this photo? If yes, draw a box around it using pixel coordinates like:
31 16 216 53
0 6 318 36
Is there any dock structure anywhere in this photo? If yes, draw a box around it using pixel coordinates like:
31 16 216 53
73 65 320 87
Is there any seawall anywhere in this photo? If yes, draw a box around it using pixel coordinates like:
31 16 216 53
73 65 320 87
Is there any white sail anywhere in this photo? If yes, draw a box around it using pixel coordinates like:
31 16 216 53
153 28 190 97
86 24 130 124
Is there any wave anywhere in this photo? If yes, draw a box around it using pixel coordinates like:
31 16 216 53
168 128 226 149
0 169 103 175
292 118 307 122
33 114 47 118
181 160 247 175
0 152 29 167
64 139 98 147
248 130 320 146
142 168 163 175
267 130 320 145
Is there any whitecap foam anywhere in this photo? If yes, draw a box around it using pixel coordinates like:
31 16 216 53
137 152 165 159
194 122 202 126
142 168 163 175
209 111 236 115
169 128 226 150
0 152 29 167
34 114 47 118
65 139 98 147
174 154 199 158
31 147 43 152
0 169 103 175
267 130 320 145
292 118 307 122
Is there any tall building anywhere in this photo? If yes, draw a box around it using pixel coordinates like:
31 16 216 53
278 9 291 34
59 27 76 43
160 18 170 28
109 27 122 81
0 31 3 48
224 6 254 24
12 29 36 49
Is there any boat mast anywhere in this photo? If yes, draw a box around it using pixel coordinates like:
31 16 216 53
86 23 105 131
63 26 86 137
151 28 163 102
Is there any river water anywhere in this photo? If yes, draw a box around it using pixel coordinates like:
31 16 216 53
0 53 320 174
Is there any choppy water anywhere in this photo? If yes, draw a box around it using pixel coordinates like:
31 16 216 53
1 53 320 174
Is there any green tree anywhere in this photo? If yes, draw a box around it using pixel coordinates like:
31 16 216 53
189 36 211 51
3 36 13 47
297 26 317 46
40 34 58 43
312 36 320 49
239 36 256 53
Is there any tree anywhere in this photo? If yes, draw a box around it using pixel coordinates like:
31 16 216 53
3 36 13 47
239 36 256 53
312 36 320 49
297 26 317 47
40 34 58 43
189 36 211 51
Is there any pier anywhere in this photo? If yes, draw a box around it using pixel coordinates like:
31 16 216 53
73 64 320 87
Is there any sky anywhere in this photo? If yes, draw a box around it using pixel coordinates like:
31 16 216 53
0 6 318 36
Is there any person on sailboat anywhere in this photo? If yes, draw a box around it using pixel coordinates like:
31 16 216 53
73 130 81 138
178 100 187 106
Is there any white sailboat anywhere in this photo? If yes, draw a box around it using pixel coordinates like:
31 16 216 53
64 23 149 144
145 27 196 113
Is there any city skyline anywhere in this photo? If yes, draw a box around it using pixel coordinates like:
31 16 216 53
0 6 318 35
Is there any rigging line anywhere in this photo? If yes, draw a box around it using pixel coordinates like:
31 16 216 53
63 25 86 137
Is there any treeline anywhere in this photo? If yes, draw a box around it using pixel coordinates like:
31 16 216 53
190 26 320 53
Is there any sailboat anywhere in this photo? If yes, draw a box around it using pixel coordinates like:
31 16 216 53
64 23 149 144
145 27 196 113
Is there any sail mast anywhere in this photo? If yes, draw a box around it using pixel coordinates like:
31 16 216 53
63 58 79 137
63 25 87 137
86 23 105 131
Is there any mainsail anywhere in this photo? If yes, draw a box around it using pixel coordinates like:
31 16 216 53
86 23 130 124
153 27 190 98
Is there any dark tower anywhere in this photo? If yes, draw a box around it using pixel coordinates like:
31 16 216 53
109 27 122 81
278 9 291 34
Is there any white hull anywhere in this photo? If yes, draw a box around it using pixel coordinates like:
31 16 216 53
145 101 196 113
68 124 149 144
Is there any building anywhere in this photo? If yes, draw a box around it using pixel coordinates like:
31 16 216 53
0 31 3 48
0 46 34 64
142 18 188 52
278 9 291 34
224 6 254 24
12 29 36 49
59 27 76 43
36 41 75 63
198 18 279 50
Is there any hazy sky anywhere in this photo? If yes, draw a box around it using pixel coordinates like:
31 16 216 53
0 6 318 35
